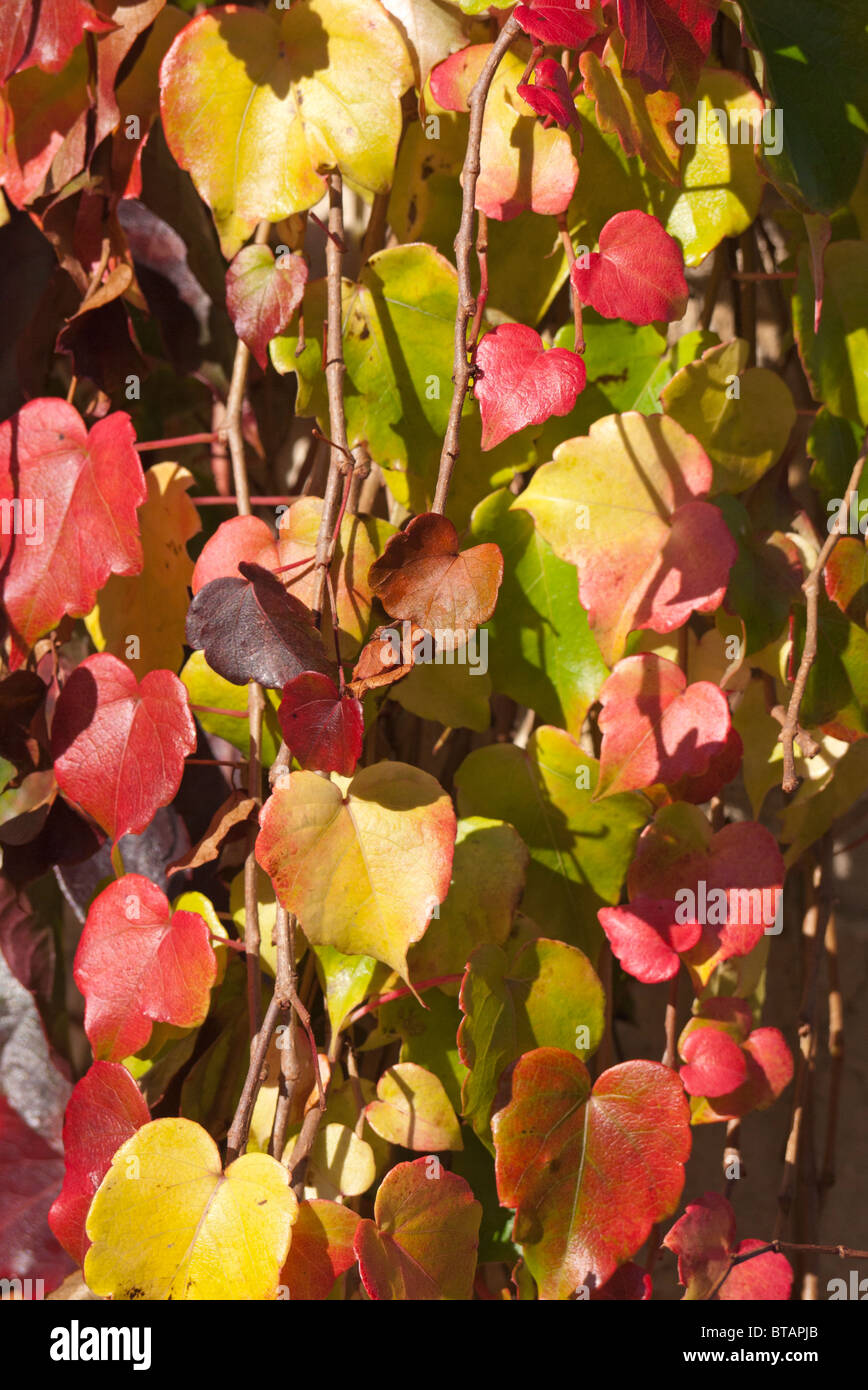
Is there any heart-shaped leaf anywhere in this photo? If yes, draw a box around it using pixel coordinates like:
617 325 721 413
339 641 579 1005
515 412 737 664
159 1 413 254
74 875 218 1062
256 762 456 981
0 401 145 670
50 653 195 841
661 339 797 494
679 1002 793 1122
679 1026 747 1098
429 45 578 220
278 673 363 777
474 324 586 450
186 561 335 691
225 245 308 371
664 1192 792 1300
596 653 732 798
354 1158 481 1300
84 1118 297 1299
493 1048 691 1298
369 513 503 638
48 1062 150 1266
571 210 689 325
365 1063 462 1151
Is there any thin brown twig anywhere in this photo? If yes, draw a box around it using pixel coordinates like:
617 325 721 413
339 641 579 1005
312 172 351 620
704 1239 868 1300
780 436 867 792
820 909 843 1197
468 211 489 351
225 993 282 1163
432 16 521 515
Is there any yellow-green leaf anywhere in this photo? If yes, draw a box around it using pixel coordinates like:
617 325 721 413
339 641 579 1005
159 0 414 254
365 1062 462 1151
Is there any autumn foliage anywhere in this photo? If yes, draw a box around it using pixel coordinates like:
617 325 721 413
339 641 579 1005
0 0 866 1306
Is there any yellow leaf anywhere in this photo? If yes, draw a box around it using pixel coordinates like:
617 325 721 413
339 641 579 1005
84 1117 297 1300
85 463 200 675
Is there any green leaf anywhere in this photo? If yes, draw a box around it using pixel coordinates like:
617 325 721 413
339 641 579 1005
271 244 533 516
159 0 414 254
389 658 492 731
454 728 648 955
660 69 766 265
794 242 868 425
662 339 796 494
469 490 608 736
181 650 282 764
739 0 868 213
378 988 467 1115
458 938 605 1147
714 496 801 656
365 1062 463 1151
408 816 528 982
313 947 391 1036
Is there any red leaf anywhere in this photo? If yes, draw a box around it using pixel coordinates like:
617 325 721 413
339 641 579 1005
515 0 603 48
688 1021 793 1121
493 1049 691 1297
191 514 279 593
0 0 115 81
280 1199 360 1300
186 561 336 691
571 210 689 325
723 1238 794 1301
596 654 732 798
50 653 196 841
369 514 503 636
48 1061 150 1266
517 58 580 129
474 324 586 450
627 807 785 976
278 672 363 776
73 874 218 1062
664 1192 792 1300
225 245 308 371
354 1158 481 1300
679 1026 747 1097
0 401 146 670
598 897 701 983
615 0 719 95
0 1095 72 1292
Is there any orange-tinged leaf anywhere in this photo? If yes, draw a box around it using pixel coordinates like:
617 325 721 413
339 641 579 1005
515 412 736 664
369 512 503 638
493 1048 691 1298
354 1158 481 1299
256 762 456 982
580 34 681 184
